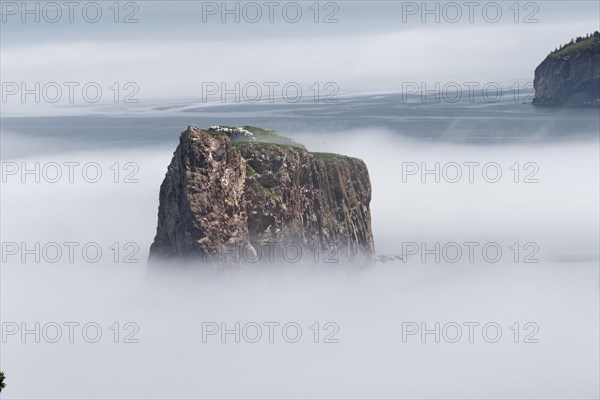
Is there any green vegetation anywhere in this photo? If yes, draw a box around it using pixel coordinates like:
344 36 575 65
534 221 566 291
204 125 304 149
242 126 306 149
204 130 229 139
311 152 346 161
246 165 257 177
208 126 363 163
232 141 306 151
262 186 280 200
311 152 362 163
549 31 600 58
0 371 5 392
248 175 281 200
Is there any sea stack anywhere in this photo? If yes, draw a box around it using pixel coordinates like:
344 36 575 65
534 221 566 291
148 125 375 270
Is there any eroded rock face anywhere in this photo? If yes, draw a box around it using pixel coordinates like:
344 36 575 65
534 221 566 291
533 39 600 106
148 125 375 269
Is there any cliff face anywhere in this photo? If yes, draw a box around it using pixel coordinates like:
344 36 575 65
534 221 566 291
533 38 600 106
148 125 375 269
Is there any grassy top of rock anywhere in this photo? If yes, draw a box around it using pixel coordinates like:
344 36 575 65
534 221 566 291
311 152 355 161
199 125 363 162
199 125 299 149
548 34 600 58
242 126 305 148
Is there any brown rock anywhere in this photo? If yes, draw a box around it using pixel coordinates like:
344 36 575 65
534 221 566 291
148 125 375 270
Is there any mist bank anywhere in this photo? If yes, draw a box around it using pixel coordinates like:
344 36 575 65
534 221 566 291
1 128 598 398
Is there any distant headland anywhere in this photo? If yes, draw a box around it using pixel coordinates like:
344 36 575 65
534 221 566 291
533 32 600 106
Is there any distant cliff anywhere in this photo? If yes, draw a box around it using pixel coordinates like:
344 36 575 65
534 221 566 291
148 125 375 269
533 33 600 106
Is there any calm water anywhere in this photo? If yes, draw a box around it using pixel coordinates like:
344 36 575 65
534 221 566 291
1 92 599 157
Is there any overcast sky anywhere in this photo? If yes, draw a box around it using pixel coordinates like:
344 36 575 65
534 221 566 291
1 1 599 115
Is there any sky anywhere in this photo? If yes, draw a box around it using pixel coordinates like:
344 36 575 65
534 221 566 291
0 1 599 115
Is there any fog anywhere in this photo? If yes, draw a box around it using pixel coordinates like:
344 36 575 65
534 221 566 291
3 18 599 116
1 129 598 398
